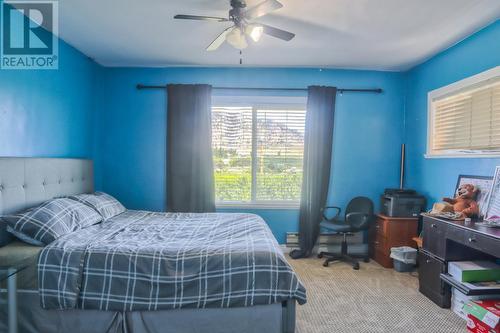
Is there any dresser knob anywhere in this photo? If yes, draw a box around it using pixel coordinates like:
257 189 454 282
468 237 476 243
426 259 431 264
431 224 437 228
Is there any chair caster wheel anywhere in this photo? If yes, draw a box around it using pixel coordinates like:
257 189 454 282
353 263 360 270
317 253 323 259
363 258 370 263
323 261 329 267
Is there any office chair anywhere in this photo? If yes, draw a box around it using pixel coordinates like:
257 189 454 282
317 197 374 270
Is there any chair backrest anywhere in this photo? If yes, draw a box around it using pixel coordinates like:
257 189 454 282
345 196 374 219
345 197 373 215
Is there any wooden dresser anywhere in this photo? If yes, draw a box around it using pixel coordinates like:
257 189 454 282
369 214 419 268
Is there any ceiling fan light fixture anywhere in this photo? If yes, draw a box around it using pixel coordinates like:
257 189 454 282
174 0 295 51
246 24 264 42
226 27 248 49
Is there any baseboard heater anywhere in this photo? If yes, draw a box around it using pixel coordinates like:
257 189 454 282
286 232 368 256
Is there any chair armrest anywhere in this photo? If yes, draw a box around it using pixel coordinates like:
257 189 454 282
321 206 341 221
345 212 371 229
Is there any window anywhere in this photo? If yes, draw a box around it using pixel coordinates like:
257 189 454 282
212 97 306 207
427 66 500 158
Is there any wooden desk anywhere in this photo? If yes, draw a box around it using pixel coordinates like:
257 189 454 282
369 214 419 268
419 214 500 308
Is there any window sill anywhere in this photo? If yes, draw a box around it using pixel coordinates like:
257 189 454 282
424 153 500 159
216 202 300 210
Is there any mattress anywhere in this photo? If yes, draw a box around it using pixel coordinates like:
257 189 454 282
38 211 306 311
0 241 41 290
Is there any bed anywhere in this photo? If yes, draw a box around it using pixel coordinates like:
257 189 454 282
0 158 305 333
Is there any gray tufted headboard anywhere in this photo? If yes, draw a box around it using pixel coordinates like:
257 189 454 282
0 157 94 245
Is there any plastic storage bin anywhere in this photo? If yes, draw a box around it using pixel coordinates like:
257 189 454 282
390 246 417 272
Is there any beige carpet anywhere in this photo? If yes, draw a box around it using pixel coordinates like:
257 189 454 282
288 257 465 333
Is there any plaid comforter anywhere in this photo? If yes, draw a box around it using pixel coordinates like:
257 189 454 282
38 211 306 311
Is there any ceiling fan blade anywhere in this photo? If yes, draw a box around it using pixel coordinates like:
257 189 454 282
244 0 283 20
174 14 229 22
207 26 234 51
260 24 295 41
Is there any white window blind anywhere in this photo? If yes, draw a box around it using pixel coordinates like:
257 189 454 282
212 105 306 205
428 67 500 157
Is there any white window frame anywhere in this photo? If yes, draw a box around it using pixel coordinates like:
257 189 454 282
212 95 307 209
426 66 500 158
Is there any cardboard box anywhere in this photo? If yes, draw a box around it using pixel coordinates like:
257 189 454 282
449 261 500 283
467 314 498 333
453 299 468 321
452 289 500 321
464 300 500 333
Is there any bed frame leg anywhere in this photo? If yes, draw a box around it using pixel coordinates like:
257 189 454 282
7 269 17 333
281 300 296 333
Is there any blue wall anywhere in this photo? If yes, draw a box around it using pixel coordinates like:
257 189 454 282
3 10 497 244
404 21 500 205
0 42 99 157
96 67 406 243
0 37 100 158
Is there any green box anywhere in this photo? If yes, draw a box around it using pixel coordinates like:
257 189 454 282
448 261 500 283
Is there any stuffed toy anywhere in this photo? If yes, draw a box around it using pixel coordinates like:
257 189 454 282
442 183 480 218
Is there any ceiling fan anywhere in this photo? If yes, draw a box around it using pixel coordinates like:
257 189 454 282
174 0 295 51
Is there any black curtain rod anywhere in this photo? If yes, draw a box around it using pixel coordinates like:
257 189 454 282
136 84 383 94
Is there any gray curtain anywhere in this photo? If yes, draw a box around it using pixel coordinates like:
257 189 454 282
290 86 337 259
166 84 215 213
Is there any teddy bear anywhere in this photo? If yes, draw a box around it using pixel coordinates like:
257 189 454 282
442 183 480 218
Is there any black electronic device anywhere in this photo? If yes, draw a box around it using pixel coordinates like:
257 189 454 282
380 144 426 217
381 190 426 217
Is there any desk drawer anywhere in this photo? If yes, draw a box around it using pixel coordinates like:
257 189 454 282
446 224 464 244
373 248 393 268
418 251 450 308
374 218 389 237
422 217 446 259
373 233 389 254
371 233 392 268
462 231 499 257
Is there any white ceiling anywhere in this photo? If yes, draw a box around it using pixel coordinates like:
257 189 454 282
54 0 500 70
